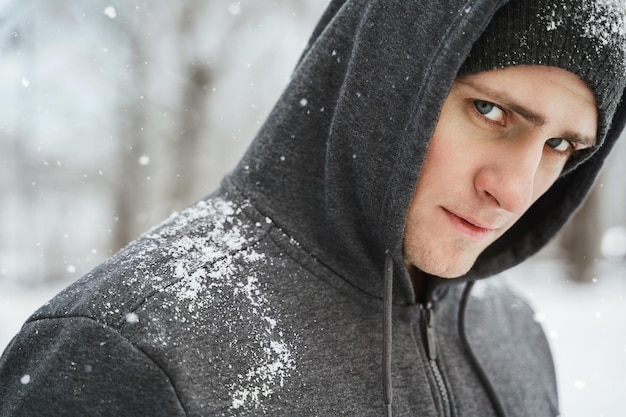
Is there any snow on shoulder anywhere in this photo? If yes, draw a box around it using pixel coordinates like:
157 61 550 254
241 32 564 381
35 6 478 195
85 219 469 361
145 196 298 412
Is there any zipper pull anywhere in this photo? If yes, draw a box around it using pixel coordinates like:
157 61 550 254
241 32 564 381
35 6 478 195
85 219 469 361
422 302 438 360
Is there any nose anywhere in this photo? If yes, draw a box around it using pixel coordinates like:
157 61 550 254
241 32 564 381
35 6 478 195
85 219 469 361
474 139 544 213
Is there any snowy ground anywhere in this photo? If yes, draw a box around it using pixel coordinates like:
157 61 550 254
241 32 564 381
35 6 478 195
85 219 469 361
1 258 624 417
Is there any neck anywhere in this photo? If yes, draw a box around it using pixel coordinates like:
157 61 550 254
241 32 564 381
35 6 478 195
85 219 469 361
407 265 430 303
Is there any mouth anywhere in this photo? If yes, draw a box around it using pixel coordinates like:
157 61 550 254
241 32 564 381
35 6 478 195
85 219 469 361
443 208 496 241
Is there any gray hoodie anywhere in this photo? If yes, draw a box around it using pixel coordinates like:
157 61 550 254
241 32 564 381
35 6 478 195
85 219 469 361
1 1 625 416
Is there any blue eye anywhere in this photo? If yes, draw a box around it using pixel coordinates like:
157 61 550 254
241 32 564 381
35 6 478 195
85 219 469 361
473 100 505 123
474 100 494 114
546 138 572 153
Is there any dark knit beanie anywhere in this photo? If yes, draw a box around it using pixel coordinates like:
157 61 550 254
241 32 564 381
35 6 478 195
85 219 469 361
459 0 626 172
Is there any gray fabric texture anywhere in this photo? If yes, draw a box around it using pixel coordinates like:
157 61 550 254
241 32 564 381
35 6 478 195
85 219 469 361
2 0 625 415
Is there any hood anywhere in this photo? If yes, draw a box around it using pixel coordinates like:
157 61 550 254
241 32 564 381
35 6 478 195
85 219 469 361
227 0 626 306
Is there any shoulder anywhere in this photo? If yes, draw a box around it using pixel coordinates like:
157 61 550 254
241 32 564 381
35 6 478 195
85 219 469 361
464 278 550 340
29 191 274 330
460 278 558 415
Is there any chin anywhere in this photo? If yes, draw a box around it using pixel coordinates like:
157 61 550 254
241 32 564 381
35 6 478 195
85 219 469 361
403 241 482 279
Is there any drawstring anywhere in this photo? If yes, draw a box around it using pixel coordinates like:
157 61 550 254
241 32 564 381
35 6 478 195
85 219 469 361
458 281 507 417
383 251 394 417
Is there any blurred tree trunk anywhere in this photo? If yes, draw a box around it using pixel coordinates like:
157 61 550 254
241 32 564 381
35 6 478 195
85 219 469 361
112 39 149 252
169 2 212 207
170 63 212 206
560 181 601 283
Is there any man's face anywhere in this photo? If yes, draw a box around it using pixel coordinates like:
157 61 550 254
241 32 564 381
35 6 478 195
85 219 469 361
403 65 597 278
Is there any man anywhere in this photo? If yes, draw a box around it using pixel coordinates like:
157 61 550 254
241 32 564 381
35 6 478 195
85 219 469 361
1 0 625 415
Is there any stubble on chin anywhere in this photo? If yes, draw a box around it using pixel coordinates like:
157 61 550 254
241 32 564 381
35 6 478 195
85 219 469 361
402 238 479 279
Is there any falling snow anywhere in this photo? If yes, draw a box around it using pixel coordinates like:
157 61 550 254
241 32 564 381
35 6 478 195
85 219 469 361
601 226 626 261
138 155 150 166
228 2 241 16
103 6 117 19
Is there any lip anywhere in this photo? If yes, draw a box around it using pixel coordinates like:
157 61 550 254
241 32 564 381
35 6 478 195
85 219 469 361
443 208 496 241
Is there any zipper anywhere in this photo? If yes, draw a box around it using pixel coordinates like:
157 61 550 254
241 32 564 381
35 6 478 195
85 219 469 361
421 302 453 417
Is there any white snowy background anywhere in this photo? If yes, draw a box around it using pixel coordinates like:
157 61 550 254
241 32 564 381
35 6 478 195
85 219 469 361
1 1 625 416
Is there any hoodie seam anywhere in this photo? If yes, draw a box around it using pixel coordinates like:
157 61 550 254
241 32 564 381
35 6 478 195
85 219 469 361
267 225 388 303
227 177 392 303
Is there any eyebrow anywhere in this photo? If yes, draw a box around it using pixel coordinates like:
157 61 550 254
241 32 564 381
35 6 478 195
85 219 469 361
457 78 597 147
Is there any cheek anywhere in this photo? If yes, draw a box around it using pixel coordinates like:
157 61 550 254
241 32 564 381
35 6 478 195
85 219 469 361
420 129 478 193
420 129 461 178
